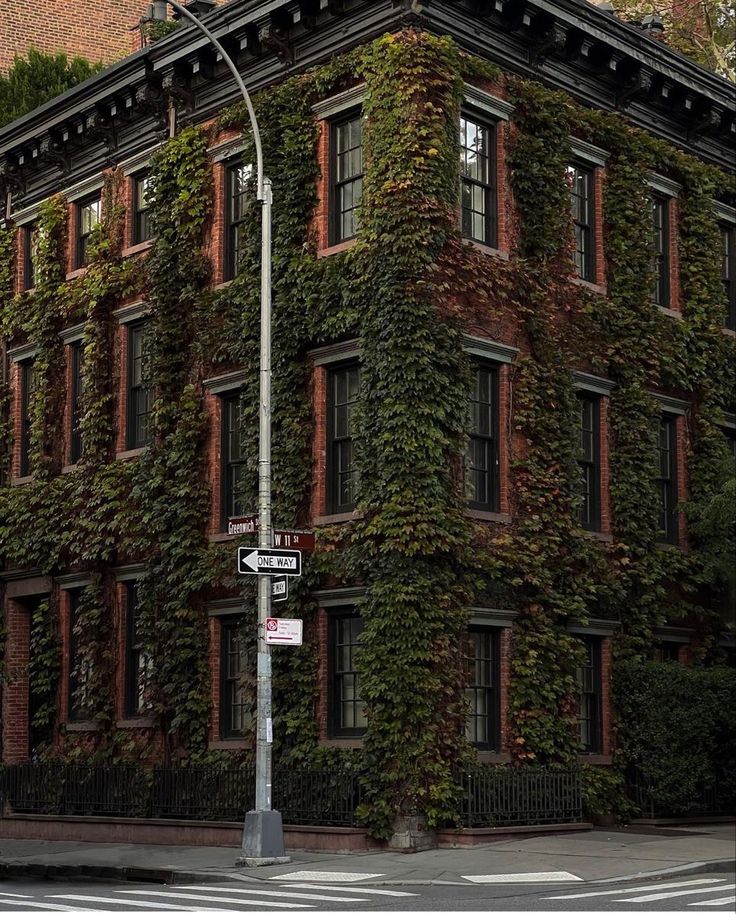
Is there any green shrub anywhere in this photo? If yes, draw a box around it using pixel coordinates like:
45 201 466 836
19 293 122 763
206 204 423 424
613 660 736 816
580 765 636 820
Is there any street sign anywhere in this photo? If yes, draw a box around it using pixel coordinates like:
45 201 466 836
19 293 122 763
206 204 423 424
227 515 315 551
265 617 303 645
272 576 288 603
238 547 302 576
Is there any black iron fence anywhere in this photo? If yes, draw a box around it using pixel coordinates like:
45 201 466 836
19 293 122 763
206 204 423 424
1 763 583 829
625 768 736 819
457 766 583 827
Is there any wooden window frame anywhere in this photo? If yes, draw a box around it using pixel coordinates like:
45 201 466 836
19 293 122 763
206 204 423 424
656 413 678 545
75 194 101 268
126 321 152 450
720 221 736 331
24 223 38 291
19 360 34 477
576 393 601 532
68 589 91 722
329 111 364 246
220 616 251 740
465 627 501 751
651 193 671 308
69 340 84 464
466 362 500 512
568 162 596 282
327 361 360 514
460 111 497 248
124 581 151 718
132 172 152 245
576 635 602 754
224 161 250 281
220 391 248 529
329 609 366 738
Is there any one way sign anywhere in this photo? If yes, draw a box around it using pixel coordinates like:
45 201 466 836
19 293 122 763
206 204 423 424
237 547 302 577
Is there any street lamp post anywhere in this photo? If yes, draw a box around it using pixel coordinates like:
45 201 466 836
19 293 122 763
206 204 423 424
148 0 287 866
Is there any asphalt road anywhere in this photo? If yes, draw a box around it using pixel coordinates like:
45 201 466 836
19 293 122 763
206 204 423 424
0 870 733 912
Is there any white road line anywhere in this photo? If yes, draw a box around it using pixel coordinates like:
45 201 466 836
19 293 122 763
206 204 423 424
118 890 313 908
284 883 417 897
0 901 79 911
159 885 370 903
464 871 582 884
691 896 736 907
547 878 726 900
271 871 384 882
52 895 205 909
0 894 32 899
621 883 736 903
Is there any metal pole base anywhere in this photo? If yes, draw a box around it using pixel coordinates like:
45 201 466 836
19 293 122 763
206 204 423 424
237 809 290 867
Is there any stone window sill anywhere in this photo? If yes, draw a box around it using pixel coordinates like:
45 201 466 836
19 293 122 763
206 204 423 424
208 739 252 751
318 738 363 749
584 530 613 543
212 280 234 291
317 238 357 259
66 721 100 732
10 475 34 487
115 447 148 461
61 463 81 475
66 267 88 281
116 717 156 729
209 532 237 544
577 754 612 766
722 327 736 338
476 751 512 764
572 276 607 296
122 239 154 258
463 238 509 261
466 509 512 524
312 511 360 526
655 304 683 320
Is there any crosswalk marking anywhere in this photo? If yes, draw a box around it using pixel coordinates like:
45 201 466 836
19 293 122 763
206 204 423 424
546 878 726 900
621 883 736 903
158 885 369 903
119 890 312 908
0 901 80 911
52 895 202 909
272 871 383 882
464 871 582 884
691 896 736 907
0 894 32 899
285 883 417 897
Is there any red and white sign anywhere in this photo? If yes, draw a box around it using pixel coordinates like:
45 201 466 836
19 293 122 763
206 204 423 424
265 617 303 645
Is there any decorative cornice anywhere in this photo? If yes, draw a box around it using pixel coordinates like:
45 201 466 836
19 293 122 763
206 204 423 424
207 598 247 617
208 137 248 164
60 322 86 345
309 338 361 366
469 606 518 627
114 563 147 581
569 136 609 166
312 84 367 120
573 370 615 395
464 335 519 364
714 201 736 224
203 369 248 394
647 173 682 198
113 301 150 325
56 573 94 590
8 341 37 363
463 84 514 121
651 392 689 415
313 586 365 607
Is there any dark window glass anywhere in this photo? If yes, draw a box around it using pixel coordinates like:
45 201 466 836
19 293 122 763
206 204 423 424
568 163 595 281
576 394 600 531
654 642 681 662
76 195 101 267
221 618 252 739
466 364 499 511
721 223 736 332
651 193 670 307
330 612 366 737
576 636 602 754
331 114 363 244
328 364 360 513
225 162 250 280
126 322 152 450
656 414 678 544
460 114 496 247
69 341 83 464
724 427 736 460
19 360 34 477
124 582 152 718
68 589 92 722
465 628 500 750
24 224 39 290
133 173 152 245
222 393 247 525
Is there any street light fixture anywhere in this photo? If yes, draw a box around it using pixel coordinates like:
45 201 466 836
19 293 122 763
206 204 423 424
148 0 286 866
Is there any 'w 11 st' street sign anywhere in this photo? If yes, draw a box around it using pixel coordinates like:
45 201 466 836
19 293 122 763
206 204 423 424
237 547 302 577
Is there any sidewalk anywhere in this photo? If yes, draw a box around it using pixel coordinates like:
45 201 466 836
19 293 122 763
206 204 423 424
0 824 733 885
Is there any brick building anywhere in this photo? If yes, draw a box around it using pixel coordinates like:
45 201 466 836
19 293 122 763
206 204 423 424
0 0 734 835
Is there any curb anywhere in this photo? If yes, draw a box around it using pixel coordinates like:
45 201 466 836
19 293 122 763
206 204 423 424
591 859 736 884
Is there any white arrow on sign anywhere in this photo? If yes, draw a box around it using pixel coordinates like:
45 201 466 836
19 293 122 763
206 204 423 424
237 547 302 577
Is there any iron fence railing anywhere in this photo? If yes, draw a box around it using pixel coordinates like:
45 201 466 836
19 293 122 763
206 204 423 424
457 766 583 827
1 763 584 829
625 768 735 818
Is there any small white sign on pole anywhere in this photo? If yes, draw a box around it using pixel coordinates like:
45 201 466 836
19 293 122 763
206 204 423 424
265 617 303 645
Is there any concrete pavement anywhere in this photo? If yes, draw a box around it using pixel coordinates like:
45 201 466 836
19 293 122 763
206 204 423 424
0 823 733 886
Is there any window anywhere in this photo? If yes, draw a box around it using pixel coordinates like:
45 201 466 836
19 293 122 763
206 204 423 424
576 636 602 754
654 642 681 662
576 394 600 531
465 628 500 751
76 195 101 268
656 414 678 544
220 618 252 739
126 322 152 450
568 163 595 282
466 363 499 512
24 224 39 290
124 582 151 718
330 611 366 737
225 162 249 280
133 173 152 245
68 589 92 722
460 114 496 247
330 113 363 245
328 363 360 513
721 222 735 331
19 360 34 477
651 193 670 307
724 427 736 460
69 341 83 464
222 393 247 525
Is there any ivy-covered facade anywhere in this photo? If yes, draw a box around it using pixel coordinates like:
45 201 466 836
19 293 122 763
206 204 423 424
0 0 734 838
